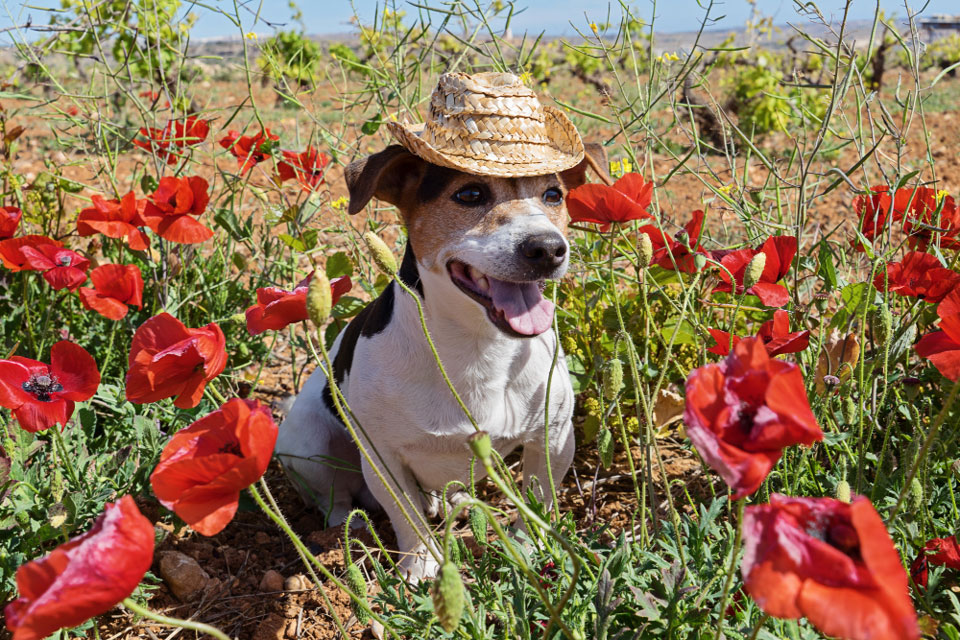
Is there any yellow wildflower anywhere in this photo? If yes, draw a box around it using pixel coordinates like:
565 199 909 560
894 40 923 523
245 31 257 40
590 22 599 34
331 196 348 211
937 189 950 204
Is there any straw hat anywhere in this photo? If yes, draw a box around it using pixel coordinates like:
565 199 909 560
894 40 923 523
387 72 584 177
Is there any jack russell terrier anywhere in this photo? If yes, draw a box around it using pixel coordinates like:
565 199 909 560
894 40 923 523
276 72 605 580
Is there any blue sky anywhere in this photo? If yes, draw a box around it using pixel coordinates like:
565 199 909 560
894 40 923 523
1 0 957 39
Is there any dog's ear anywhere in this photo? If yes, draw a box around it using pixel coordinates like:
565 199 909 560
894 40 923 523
345 145 425 215
559 142 612 191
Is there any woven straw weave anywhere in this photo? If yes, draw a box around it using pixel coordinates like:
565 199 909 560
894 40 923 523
387 71 584 177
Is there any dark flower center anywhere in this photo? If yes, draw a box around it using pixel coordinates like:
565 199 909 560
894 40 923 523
737 401 757 433
58 255 72 266
219 442 242 456
22 373 64 402
826 522 861 558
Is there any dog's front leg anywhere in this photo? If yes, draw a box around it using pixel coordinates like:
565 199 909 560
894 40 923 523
520 419 575 515
360 454 441 583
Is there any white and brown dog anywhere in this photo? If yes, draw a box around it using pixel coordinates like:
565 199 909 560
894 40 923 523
276 72 605 580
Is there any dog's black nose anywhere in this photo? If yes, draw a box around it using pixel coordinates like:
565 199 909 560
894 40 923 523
518 233 567 272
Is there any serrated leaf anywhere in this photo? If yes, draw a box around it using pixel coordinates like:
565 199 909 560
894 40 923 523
326 251 353 278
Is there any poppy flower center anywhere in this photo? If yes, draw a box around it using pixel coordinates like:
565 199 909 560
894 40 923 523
22 373 64 402
58 255 72 266
219 442 242 456
826 522 861 556
736 401 758 433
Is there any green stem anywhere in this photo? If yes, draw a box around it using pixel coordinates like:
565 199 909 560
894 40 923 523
713 498 745 640
889 376 960 520
122 597 231 640
52 427 82 490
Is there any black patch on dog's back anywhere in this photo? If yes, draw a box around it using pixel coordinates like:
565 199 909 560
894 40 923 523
321 243 422 414
416 164 458 203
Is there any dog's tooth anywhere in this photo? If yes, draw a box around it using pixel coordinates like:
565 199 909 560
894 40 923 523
468 265 484 282
477 276 489 292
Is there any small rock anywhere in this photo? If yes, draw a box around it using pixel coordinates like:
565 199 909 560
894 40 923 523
260 569 285 592
284 574 312 591
285 619 298 639
252 613 286 640
158 551 210 601
255 531 271 545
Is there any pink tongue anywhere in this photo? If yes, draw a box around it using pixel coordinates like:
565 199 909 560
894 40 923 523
486 277 555 336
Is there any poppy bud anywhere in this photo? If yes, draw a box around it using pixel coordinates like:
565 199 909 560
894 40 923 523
467 431 492 464
307 269 332 326
843 396 857 424
879 304 893 344
909 477 924 513
602 359 623 401
431 561 465 632
363 231 397 276
637 233 654 268
835 480 851 503
693 253 707 271
468 505 488 545
345 562 369 624
446 536 462 566
598 427 613 470
743 252 767 290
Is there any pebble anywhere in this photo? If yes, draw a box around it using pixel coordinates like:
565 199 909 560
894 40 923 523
255 531 271 545
259 569 285 592
158 551 210 601
284 574 313 591
252 613 286 640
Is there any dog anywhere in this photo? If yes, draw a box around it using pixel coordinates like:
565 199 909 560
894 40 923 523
276 72 605 581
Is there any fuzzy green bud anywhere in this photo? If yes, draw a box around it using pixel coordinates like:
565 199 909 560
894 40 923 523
598 428 614 470
742 252 767 290
637 233 654 268
345 562 369 624
908 477 924 513
431 561 465 632
843 396 857 425
835 480 851 504
879 304 893 343
467 431 492 464
693 253 707 271
602 359 624 401
468 505 488 545
446 536 462 566
363 231 398 276
307 269 332 326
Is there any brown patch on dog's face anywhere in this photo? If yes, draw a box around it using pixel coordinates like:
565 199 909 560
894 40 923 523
403 169 569 270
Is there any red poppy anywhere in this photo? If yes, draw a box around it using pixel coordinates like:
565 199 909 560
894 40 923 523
910 536 960 588
276 147 332 192
125 313 227 409
643 209 709 272
150 398 278 536
20 245 90 291
895 186 960 250
683 337 823 499
219 128 279 174
140 176 213 244
0 206 21 238
246 272 351 335
0 341 100 433
852 186 893 251
78 264 144 320
76 192 150 251
915 287 960 381
566 173 654 231
713 236 797 307
707 310 810 357
133 116 210 165
742 494 920 640
4 495 154 640
139 89 160 101
0 235 62 271
873 251 960 303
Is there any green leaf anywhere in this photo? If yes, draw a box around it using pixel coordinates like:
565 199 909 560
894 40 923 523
140 173 158 194
818 242 838 290
332 295 365 319
361 117 382 135
325 251 353 278
660 317 699 345
278 233 305 252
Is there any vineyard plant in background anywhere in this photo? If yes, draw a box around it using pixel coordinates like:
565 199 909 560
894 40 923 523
1 0 960 639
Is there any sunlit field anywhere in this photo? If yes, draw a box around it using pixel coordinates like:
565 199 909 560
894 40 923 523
2 1 960 639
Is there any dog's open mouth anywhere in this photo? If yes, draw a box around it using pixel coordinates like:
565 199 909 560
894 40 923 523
447 260 554 337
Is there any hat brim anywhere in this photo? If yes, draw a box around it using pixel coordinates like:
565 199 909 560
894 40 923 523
386 106 584 178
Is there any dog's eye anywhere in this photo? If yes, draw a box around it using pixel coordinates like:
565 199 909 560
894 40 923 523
453 185 487 206
542 187 563 206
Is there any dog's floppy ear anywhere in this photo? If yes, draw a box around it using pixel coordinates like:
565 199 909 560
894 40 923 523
345 145 425 215
559 142 612 191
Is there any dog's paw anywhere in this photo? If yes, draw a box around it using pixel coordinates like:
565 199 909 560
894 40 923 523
398 545 441 585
